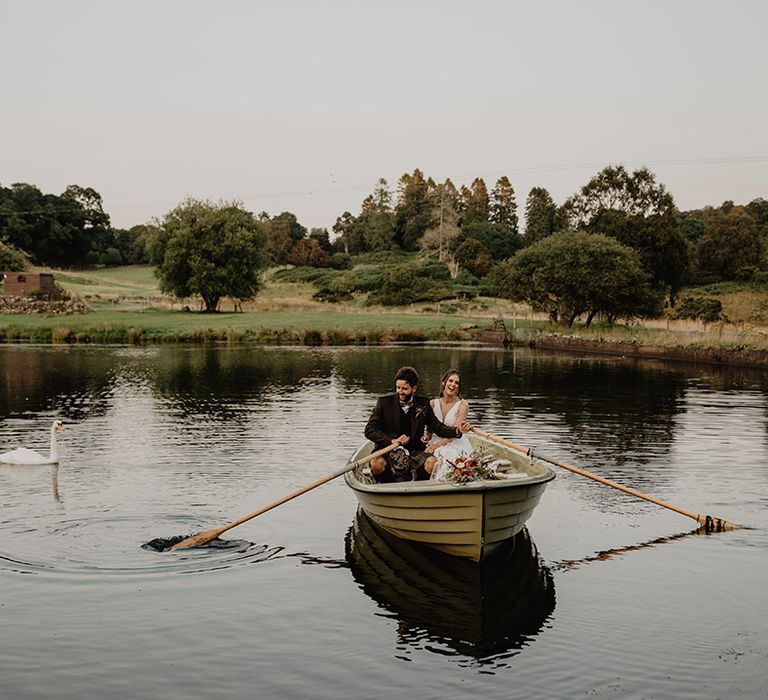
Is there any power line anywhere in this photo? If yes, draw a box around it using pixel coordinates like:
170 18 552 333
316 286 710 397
2 154 766 218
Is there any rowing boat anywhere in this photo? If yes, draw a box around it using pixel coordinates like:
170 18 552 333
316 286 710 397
343 431 556 561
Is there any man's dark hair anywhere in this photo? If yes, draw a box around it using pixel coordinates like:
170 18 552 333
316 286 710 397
394 366 419 387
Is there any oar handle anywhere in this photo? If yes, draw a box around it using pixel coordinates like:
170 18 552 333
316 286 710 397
172 441 400 549
218 440 399 532
471 427 740 532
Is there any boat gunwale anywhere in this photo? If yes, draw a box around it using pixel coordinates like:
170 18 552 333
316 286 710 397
344 436 556 495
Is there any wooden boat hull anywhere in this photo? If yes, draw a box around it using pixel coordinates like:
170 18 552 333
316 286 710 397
344 432 555 561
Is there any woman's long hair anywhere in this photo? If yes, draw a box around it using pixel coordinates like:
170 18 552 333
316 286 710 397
439 368 462 398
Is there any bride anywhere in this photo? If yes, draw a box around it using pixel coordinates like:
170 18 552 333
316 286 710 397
425 369 474 480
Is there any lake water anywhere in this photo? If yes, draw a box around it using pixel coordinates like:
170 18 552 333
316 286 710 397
1 344 766 699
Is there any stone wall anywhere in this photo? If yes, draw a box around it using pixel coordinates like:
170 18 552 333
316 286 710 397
0 296 88 315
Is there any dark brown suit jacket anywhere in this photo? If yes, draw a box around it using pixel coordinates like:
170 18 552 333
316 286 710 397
364 393 461 453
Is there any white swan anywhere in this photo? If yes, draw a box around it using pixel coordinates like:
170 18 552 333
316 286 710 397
0 420 64 465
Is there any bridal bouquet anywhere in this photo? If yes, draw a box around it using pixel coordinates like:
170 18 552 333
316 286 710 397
444 448 502 484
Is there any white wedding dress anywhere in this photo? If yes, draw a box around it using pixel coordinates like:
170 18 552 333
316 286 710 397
429 398 474 481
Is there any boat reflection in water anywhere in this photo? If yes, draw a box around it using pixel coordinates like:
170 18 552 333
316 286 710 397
345 510 555 664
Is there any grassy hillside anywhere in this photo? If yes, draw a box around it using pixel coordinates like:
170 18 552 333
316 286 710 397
51 266 160 300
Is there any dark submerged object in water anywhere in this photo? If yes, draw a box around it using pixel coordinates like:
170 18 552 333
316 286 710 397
345 509 556 661
142 535 233 552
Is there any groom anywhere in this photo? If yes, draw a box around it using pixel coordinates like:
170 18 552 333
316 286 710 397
365 366 472 482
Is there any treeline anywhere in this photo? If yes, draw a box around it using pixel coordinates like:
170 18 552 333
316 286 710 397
0 183 151 269
2 169 767 324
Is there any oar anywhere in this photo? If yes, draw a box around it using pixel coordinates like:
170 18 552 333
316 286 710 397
472 427 741 532
171 441 399 550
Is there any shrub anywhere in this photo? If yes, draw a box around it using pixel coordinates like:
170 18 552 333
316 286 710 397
672 296 725 323
330 252 352 270
313 288 353 303
416 260 451 281
0 241 30 271
331 268 386 293
367 266 452 306
454 269 480 286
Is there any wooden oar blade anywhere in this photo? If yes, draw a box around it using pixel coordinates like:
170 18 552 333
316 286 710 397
171 526 226 550
698 515 742 532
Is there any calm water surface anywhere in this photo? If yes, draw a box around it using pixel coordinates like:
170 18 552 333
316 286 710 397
1 344 766 699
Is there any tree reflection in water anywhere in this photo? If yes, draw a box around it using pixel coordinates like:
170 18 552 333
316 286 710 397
345 510 555 664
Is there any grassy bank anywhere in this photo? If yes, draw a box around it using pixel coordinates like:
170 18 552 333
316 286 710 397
3 266 768 358
0 307 516 344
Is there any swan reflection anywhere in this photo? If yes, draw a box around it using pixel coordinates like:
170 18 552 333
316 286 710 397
345 510 555 663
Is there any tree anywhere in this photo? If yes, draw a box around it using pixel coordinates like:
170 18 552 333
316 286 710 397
332 211 365 254
562 165 676 227
524 187 558 244
452 221 522 261
359 179 396 251
695 205 763 280
115 224 155 265
308 227 332 252
746 198 768 237
420 180 461 260
394 169 435 251
0 181 122 268
488 231 660 326
453 238 493 278
60 185 113 265
461 178 490 225
149 198 268 312
264 212 307 264
288 237 331 267
562 165 688 301
490 176 519 233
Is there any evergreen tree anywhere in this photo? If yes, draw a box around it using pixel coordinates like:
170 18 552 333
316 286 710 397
461 178 490 225
359 178 396 251
524 187 558 244
490 176 519 233
394 169 434 251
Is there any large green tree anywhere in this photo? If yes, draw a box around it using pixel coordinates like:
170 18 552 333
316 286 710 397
562 165 689 301
746 198 768 237
149 199 268 312
264 212 307 264
488 231 660 326
693 204 764 280
0 182 109 267
452 221 521 262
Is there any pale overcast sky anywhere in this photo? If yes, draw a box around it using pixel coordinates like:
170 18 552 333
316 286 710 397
1 1 766 231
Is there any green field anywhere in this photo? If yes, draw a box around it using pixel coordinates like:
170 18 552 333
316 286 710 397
51 266 161 299
2 265 768 350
